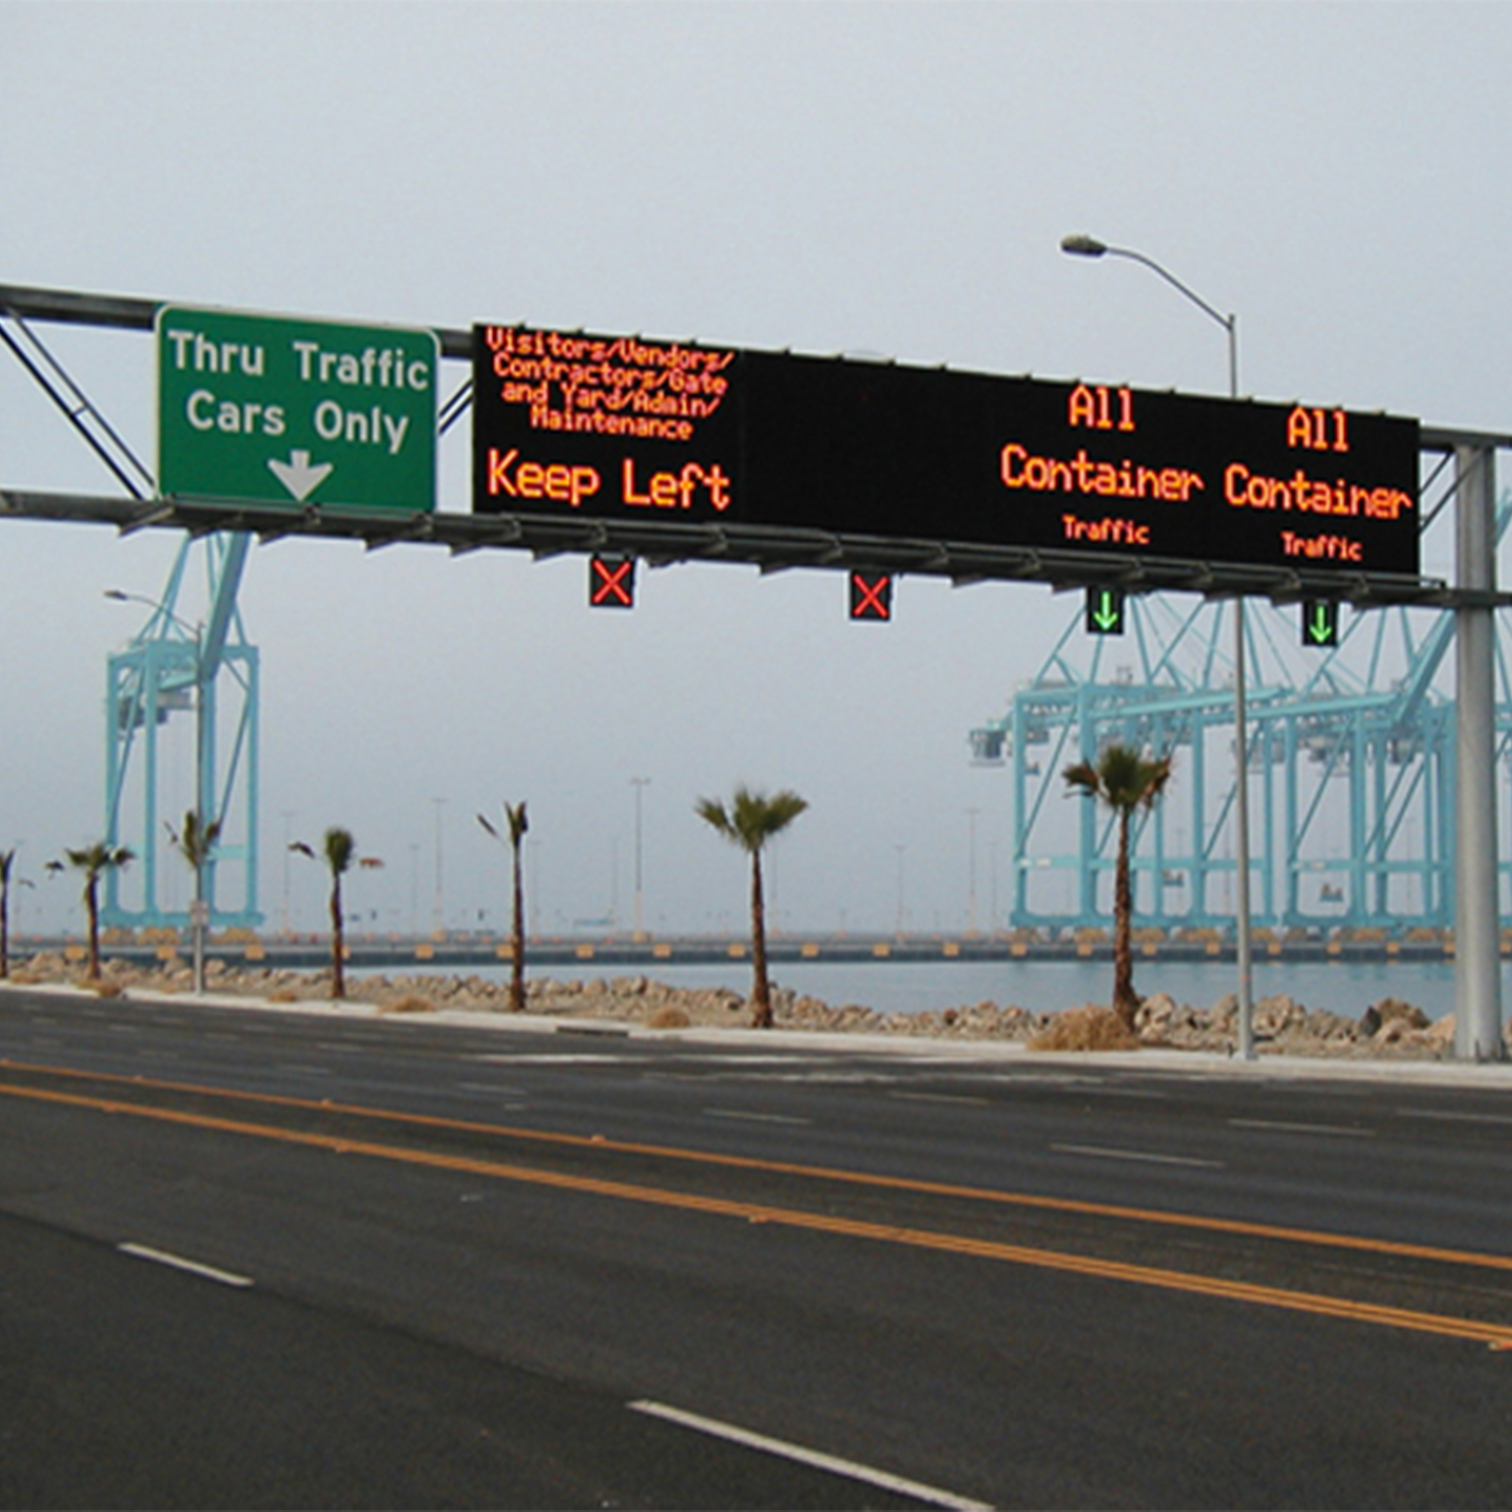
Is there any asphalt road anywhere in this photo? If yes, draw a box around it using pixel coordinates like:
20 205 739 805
2 986 1512 1508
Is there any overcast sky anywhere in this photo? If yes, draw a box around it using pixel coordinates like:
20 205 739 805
2 2 1510 937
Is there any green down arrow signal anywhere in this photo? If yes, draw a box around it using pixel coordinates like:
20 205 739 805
1305 601 1337 646
1086 587 1124 634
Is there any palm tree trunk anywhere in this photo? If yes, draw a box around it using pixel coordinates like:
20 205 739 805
330 873 346 1000
749 848 772 1029
86 875 101 981
510 842 526 1013
1 884 9 980
1112 807 1137 1028
191 861 206 996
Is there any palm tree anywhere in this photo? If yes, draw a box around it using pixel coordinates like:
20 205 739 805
289 828 381 999
165 809 220 994
696 786 808 1028
1063 743 1174 1030
51 842 135 981
478 803 529 1012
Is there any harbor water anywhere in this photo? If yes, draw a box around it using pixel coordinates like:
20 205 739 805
374 957 1469 1022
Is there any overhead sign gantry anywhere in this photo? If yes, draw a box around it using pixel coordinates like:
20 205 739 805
0 282 1437 608
2 280 1508 1059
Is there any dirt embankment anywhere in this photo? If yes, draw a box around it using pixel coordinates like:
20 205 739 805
6 951 1481 1059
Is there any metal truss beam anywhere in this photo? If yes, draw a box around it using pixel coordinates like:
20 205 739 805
0 486 1473 606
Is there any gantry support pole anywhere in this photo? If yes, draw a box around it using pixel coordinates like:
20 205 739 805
1454 443 1503 1060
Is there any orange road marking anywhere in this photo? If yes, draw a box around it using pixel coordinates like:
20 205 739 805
3 1056 1511 1279
1 1070 1511 1348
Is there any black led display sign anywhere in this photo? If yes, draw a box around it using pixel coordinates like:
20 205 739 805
473 326 1420 577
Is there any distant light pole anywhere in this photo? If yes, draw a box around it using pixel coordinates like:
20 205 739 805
630 777 650 939
106 588 210 991
1060 234 1253 1058
894 844 907 937
431 797 446 937
280 810 296 935
966 807 980 936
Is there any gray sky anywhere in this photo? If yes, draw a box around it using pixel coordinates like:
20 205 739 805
2 2 1509 936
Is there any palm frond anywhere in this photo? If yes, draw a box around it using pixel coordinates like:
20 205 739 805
323 827 356 876
694 796 735 842
1063 743 1174 813
506 801 528 846
165 810 221 868
697 786 808 853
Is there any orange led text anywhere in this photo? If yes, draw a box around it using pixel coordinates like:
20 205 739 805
622 458 732 512
486 448 601 507
1061 515 1151 547
484 326 734 445
1287 405 1349 453
1001 443 1202 502
1281 531 1363 563
1224 463 1411 520
1067 384 1135 432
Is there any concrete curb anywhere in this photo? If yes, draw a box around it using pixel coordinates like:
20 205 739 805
7 977 1512 1090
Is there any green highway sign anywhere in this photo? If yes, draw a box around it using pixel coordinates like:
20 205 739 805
1085 585 1125 636
157 306 437 512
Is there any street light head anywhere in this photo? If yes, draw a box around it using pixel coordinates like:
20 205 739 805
103 588 130 601
1060 233 1108 258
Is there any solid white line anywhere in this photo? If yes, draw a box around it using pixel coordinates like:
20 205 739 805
702 1107 813 1126
1051 1143 1224 1169
1229 1118 1374 1138
1397 1108 1512 1126
118 1242 254 1288
889 1091 992 1106
627 1400 994 1512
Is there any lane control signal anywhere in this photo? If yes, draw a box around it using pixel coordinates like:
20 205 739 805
1085 586 1125 636
849 572 893 622
590 555 635 608
1302 599 1339 648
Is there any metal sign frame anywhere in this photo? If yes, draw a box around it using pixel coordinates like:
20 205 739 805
0 281 1472 609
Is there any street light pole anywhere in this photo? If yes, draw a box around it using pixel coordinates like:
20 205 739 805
966 807 980 936
1060 235 1254 1057
431 797 446 937
630 777 650 940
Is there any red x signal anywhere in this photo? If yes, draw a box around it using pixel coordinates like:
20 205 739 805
849 571 892 622
589 555 635 608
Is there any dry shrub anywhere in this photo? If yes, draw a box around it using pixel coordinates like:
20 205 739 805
88 980 124 999
1029 1005 1140 1052
267 987 301 1003
645 1005 691 1030
379 994 437 1015
6 971 40 985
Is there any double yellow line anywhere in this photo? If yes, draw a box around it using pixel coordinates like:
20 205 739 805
3 1059 1511 1348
